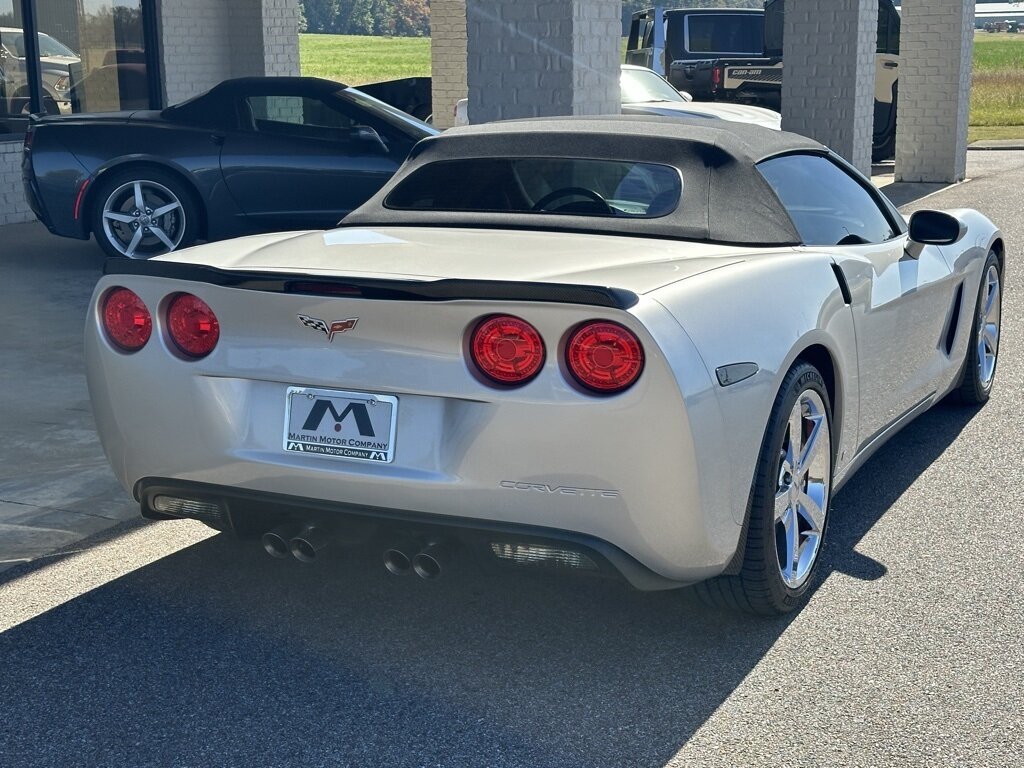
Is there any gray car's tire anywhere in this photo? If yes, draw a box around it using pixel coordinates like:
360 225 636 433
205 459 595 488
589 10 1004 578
696 362 833 615
90 166 200 259
957 250 1002 405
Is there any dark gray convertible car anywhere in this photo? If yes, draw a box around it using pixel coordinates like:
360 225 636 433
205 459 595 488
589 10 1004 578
22 76 437 258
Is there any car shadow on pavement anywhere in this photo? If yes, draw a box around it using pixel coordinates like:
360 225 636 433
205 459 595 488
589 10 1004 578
0 402 982 768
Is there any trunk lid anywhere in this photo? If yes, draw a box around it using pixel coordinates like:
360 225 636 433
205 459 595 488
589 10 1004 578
160 227 757 295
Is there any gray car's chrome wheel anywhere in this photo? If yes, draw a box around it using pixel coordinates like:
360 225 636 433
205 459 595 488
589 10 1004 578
775 389 831 590
101 180 187 259
958 251 1002 405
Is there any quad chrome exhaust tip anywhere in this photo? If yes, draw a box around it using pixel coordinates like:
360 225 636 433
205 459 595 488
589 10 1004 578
412 540 453 581
383 538 420 576
289 525 334 563
262 524 300 559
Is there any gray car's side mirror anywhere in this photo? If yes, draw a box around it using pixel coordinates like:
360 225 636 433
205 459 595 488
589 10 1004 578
908 210 966 246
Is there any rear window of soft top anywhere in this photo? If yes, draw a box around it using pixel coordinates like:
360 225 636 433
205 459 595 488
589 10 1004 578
384 157 683 218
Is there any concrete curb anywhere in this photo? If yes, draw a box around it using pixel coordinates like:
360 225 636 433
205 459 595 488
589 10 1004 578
969 140 1024 151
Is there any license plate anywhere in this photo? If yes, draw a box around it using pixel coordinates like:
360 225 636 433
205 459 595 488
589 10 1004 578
283 387 398 464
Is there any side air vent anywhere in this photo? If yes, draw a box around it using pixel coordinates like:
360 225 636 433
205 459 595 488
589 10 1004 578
944 282 965 356
830 262 852 305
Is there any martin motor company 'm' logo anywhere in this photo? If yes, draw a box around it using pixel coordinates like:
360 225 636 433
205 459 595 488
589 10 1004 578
302 400 376 436
297 314 359 342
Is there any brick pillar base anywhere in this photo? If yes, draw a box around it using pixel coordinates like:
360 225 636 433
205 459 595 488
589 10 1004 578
781 0 878 175
895 0 976 183
465 0 621 124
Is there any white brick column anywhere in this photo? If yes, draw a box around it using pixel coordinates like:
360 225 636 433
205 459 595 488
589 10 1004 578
158 0 299 106
260 0 302 78
465 0 621 124
431 0 468 130
781 0 877 175
895 0 975 183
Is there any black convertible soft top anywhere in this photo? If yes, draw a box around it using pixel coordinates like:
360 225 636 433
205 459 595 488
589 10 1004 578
342 116 829 246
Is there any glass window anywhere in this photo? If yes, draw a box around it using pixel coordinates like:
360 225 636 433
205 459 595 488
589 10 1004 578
620 67 686 105
245 95 357 140
758 154 897 246
61 1 151 113
2 1 154 137
0 0 27 135
385 158 682 218
875 5 900 55
681 14 764 56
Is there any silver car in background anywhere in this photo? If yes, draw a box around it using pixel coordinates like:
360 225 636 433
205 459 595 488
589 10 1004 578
454 64 781 130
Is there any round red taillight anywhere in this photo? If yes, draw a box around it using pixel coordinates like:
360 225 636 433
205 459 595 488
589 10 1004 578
470 315 545 385
167 293 220 358
566 321 644 394
102 287 152 352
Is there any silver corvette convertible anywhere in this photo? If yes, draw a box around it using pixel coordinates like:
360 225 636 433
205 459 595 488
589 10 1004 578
86 118 1004 614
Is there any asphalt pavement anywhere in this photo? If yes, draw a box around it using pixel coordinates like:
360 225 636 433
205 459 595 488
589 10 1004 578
0 151 1022 767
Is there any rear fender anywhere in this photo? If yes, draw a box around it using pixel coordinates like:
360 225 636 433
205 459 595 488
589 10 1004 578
82 156 206 238
650 253 858 523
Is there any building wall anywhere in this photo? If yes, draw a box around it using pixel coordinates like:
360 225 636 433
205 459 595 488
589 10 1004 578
431 0 468 130
895 0 976 183
0 142 32 226
261 0 302 77
158 0 234 105
465 0 620 124
780 0 878 175
158 0 300 106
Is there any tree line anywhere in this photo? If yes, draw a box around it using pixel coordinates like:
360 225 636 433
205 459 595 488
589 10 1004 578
300 0 430 36
299 1 764 37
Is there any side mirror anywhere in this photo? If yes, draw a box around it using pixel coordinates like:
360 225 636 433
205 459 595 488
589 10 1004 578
351 125 388 154
908 210 965 246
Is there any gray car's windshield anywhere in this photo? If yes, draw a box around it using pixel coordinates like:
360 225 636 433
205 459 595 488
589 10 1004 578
340 87 437 139
620 68 687 104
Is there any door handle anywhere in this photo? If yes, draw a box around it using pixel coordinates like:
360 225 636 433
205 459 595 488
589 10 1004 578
883 61 898 69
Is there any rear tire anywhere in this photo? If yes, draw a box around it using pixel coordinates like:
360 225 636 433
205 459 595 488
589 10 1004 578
90 166 200 259
957 251 1002 405
696 362 833 615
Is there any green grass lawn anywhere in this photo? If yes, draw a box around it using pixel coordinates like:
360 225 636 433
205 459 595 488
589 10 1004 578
300 33 1024 141
300 34 430 85
969 33 1024 140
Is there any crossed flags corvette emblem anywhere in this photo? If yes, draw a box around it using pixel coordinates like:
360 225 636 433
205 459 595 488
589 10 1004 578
297 314 359 342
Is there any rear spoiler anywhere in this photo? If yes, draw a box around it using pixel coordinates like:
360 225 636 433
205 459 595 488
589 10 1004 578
104 259 640 310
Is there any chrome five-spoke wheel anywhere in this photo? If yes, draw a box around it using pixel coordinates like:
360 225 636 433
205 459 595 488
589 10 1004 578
100 180 188 258
976 263 1001 388
695 362 833 615
774 389 831 590
958 251 1002 405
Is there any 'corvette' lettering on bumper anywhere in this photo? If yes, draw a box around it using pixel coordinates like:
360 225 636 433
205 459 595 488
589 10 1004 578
500 481 620 499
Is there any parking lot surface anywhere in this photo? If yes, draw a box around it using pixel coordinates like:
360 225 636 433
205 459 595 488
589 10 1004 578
0 151 1022 767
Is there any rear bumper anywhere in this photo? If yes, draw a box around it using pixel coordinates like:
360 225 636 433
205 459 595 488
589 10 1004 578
137 477 690 591
86 275 747 585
